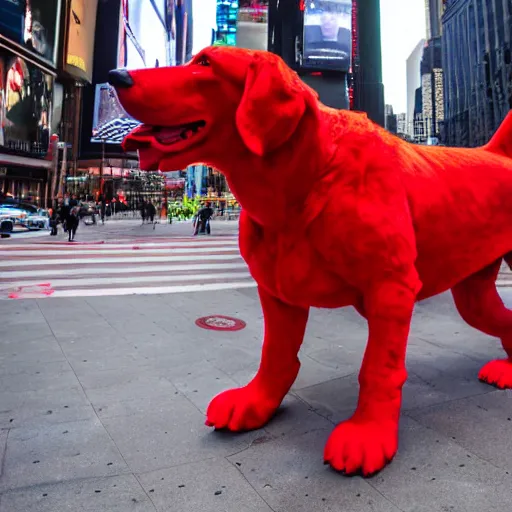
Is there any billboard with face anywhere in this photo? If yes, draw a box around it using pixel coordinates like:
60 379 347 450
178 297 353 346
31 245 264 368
302 0 352 72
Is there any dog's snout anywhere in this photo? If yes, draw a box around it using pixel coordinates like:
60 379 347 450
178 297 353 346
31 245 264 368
108 69 134 89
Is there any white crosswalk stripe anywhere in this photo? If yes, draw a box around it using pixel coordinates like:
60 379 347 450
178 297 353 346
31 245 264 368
0 236 255 299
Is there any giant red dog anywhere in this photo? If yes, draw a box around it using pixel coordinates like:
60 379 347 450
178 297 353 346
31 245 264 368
110 46 512 476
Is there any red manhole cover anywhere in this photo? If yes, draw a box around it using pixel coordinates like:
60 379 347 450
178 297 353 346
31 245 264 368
195 315 246 331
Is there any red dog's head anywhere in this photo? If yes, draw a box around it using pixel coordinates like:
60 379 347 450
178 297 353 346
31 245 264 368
109 46 319 172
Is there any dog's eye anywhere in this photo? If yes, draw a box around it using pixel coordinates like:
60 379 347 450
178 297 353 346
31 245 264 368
197 55 210 67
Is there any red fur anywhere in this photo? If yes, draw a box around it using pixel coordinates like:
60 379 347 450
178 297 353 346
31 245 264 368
113 47 512 476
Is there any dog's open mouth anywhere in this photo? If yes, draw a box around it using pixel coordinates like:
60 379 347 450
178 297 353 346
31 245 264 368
123 120 207 152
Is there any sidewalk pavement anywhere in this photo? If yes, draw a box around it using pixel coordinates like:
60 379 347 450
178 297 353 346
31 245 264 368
1 218 239 244
2 288 512 511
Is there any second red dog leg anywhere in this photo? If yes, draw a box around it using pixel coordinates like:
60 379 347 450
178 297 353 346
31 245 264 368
451 258 512 389
324 280 417 476
206 287 309 431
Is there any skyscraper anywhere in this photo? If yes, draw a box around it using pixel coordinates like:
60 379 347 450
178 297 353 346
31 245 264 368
425 0 444 39
406 39 426 137
442 0 512 147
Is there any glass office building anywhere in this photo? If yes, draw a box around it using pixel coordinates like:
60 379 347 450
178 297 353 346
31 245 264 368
442 0 512 147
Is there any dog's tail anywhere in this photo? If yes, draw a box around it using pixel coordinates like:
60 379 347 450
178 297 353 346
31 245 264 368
484 111 512 157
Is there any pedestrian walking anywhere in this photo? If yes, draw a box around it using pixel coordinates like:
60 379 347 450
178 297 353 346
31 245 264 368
67 195 80 242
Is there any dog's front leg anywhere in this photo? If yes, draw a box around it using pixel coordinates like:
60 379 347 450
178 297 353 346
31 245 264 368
206 287 309 431
324 279 417 476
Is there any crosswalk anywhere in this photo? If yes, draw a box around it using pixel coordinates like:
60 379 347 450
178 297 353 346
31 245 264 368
0 236 256 299
1 237 511 300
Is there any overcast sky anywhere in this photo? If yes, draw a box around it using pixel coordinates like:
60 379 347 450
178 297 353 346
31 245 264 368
380 0 426 114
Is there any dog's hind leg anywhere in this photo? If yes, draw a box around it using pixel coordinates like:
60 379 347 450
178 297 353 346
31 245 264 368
451 258 512 388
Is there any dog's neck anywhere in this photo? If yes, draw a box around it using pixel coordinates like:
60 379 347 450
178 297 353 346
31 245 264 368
207 111 331 229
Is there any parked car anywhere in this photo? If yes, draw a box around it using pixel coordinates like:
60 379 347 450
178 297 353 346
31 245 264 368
0 200 50 232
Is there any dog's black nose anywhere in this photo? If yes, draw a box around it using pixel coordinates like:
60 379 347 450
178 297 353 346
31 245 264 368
108 69 134 88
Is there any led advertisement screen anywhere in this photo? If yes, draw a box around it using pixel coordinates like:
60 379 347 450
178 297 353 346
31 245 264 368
0 51 53 155
91 0 168 145
0 0 61 67
90 83 140 145
302 0 351 72
65 0 98 82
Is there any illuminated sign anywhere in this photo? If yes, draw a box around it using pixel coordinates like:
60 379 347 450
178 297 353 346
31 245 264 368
0 0 62 68
302 0 352 72
65 0 98 82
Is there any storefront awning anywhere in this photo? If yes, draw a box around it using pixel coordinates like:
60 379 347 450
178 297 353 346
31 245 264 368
0 152 52 170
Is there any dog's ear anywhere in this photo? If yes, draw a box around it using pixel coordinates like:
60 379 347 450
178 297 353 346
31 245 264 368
236 54 309 156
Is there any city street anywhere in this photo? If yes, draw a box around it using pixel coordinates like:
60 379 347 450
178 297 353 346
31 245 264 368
1 220 512 511
0 219 250 300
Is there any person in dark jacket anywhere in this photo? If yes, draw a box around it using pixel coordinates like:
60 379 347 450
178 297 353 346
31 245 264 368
194 202 214 235
66 195 80 242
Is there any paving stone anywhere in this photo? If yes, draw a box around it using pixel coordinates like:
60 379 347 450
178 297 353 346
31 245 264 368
63 344 150 374
0 430 7 479
1 322 53 343
0 418 129 491
137 458 273 512
164 361 242 413
0 336 64 369
94 394 180 421
369 417 512 512
0 360 78 394
295 368 490 428
292 353 356 391
80 367 177 409
45 318 115 341
0 474 154 512
407 391 512 472
264 394 334 439
0 386 90 429
226 429 402 512
101 393 262 474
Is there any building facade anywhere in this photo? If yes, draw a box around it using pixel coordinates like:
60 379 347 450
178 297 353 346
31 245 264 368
385 104 398 133
425 0 445 39
396 112 407 134
442 0 512 147
420 36 444 140
0 0 98 208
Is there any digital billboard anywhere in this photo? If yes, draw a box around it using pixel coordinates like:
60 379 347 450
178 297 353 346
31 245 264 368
216 0 238 46
302 0 351 72
91 83 140 145
91 0 169 145
0 0 62 68
0 51 53 155
64 0 98 82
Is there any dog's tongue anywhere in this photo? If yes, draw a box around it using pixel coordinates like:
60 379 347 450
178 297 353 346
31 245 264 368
122 124 186 151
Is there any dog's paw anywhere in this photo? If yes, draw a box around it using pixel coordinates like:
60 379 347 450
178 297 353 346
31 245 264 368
479 359 512 389
205 384 280 431
324 419 398 476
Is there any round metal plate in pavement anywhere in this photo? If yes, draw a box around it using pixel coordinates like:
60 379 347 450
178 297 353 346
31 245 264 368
195 315 246 331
